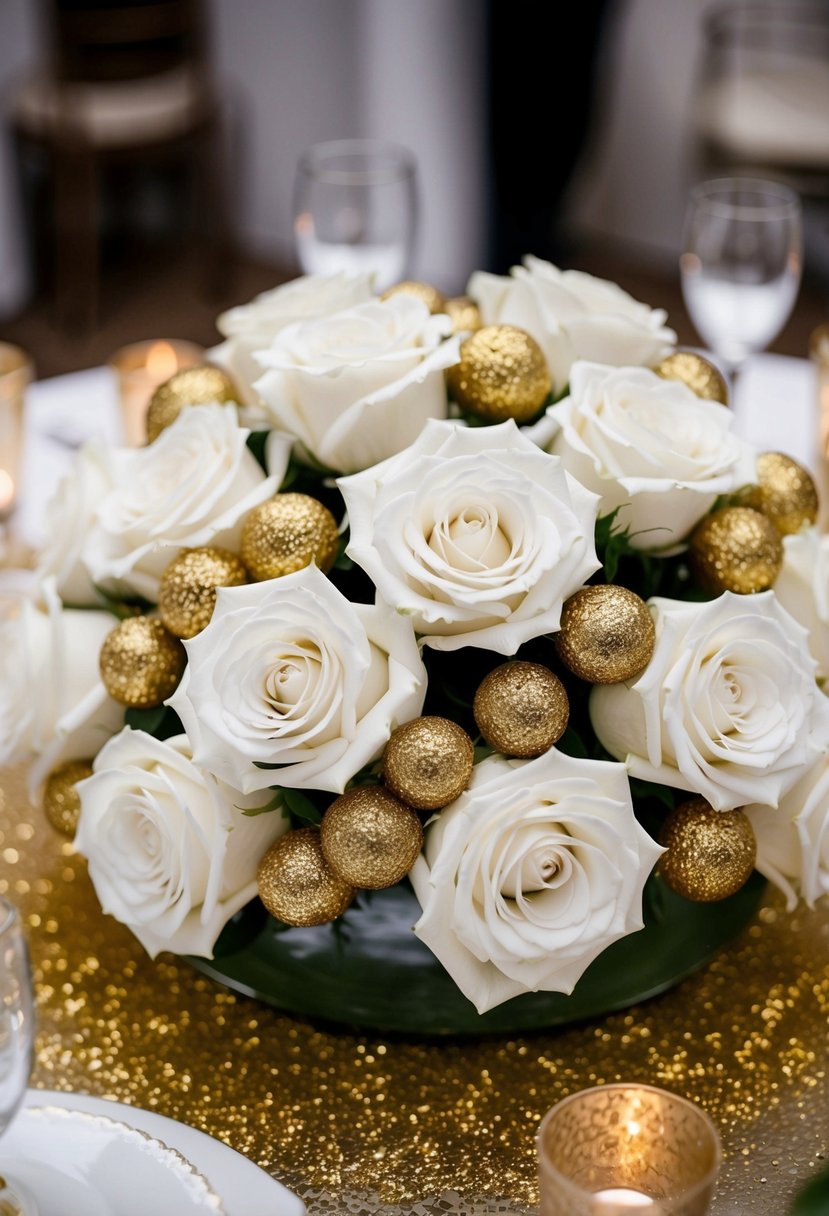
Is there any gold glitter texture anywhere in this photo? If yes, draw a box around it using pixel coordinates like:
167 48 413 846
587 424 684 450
473 662 568 757
447 326 551 423
146 365 238 442
99 616 186 708
0 761 823 1212
744 452 819 536
444 296 482 334
659 799 757 902
382 716 474 810
381 281 447 315
257 828 354 927
320 787 423 890
42 759 93 836
654 351 729 405
690 507 783 595
240 494 339 582
158 547 248 639
555 585 656 684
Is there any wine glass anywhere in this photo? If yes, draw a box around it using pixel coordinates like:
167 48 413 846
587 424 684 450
0 898 35 1213
680 177 802 378
293 139 418 292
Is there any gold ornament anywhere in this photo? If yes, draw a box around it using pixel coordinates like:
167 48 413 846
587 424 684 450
320 787 423 889
654 350 729 405
240 493 339 582
446 325 552 423
257 828 354 926
659 798 756 902
690 506 783 594
473 662 569 757
99 616 186 707
555 585 656 684
146 365 238 443
444 296 482 334
382 716 474 811
43 759 93 836
381 280 447 314
743 451 819 536
158 546 248 639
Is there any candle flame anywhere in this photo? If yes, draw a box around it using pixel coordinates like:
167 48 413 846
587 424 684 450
0 469 14 510
146 341 180 383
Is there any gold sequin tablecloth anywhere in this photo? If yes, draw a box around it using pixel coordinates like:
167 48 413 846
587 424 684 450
2 763 827 1216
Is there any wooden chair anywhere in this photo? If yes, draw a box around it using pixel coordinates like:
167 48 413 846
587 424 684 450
11 0 232 331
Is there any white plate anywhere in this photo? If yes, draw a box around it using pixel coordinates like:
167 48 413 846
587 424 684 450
0 1104 225 1216
12 1090 304 1216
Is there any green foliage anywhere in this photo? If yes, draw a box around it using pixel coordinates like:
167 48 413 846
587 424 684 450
245 430 270 473
240 790 285 817
790 1165 829 1215
124 705 183 741
280 787 324 827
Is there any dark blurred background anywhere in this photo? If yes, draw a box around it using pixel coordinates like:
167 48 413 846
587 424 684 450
0 0 827 376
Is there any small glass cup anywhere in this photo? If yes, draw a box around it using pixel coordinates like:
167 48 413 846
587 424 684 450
107 338 204 446
0 343 33 520
293 139 418 292
537 1084 721 1216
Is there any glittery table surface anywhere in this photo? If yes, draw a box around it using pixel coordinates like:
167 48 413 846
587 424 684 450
2 764 827 1216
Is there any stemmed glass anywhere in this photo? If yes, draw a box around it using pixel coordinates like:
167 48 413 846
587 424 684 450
293 139 418 292
680 177 802 379
0 898 35 1214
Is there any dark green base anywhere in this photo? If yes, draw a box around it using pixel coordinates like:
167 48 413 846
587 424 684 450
187 872 766 1037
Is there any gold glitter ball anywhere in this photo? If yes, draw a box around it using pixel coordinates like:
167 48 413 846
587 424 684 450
240 493 339 582
381 280 447 314
444 296 482 334
555 585 656 684
320 786 423 889
146 365 238 442
654 350 729 405
99 616 186 708
743 451 819 536
257 827 355 927
42 759 94 836
158 546 248 639
382 716 474 811
473 662 569 757
690 506 783 594
446 325 552 423
659 798 757 902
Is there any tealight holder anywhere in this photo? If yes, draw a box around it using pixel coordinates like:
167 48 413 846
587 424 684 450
537 1084 721 1216
0 342 33 520
108 338 204 446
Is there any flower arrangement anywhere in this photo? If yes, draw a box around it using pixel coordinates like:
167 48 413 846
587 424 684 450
7 258 829 1022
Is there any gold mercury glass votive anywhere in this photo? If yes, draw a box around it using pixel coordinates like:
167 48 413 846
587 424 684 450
537 1083 721 1216
0 342 33 519
108 339 204 446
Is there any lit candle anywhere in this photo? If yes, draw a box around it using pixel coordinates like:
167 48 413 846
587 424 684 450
0 342 32 522
0 470 14 515
108 339 204 446
593 1189 655 1209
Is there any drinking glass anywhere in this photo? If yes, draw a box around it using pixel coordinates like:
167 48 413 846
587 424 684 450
680 177 802 376
293 139 418 291
0 899 35 1213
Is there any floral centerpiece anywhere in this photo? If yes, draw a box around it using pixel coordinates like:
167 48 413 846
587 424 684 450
6 258 828 1031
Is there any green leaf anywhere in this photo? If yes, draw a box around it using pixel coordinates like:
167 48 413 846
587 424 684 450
628 777 679 811
790 1164 829 1215
473 743 495 763
240 790 285 817
555 725 589 760
246 430 270 473
124 705 183 741
282 788 323 827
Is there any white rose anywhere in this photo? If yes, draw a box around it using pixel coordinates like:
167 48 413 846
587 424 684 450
168 564 427 794
83 404 290 601
209 272 374 407
338 418 600 653
75 729 287 958
410 750 663 1014
469 256 676 392
745 743 829 910
548 363 757 549
252 295 460 473
591 592 822 811
773 529 829 683
0 580 121 787
35 440 114 606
